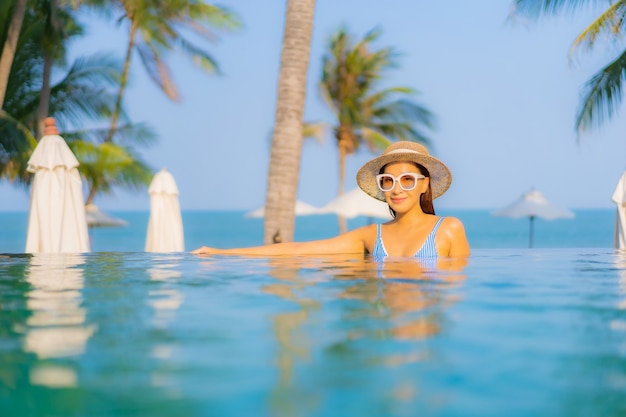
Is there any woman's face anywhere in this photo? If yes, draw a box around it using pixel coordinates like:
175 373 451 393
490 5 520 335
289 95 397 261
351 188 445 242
380 162 429 213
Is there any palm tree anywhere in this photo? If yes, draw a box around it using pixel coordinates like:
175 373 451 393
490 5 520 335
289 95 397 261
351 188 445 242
263 0 316 245
0 52 139 181
88 0 240 143
34 0 85 139
321 27 436 232
0 35 152 193
0 0 27 108
1 0 90 181
511 0 626 134
1 0 157 201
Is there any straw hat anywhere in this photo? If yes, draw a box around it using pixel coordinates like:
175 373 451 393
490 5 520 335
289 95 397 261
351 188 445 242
356 141 452 201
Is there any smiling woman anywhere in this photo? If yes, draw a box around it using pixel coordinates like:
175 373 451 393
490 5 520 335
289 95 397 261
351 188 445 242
192 141 470 259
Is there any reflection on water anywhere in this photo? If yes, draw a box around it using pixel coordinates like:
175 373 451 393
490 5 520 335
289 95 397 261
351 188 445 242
148 257 184 329
612 252 626 358
1 250 625 417
259 255 467 416
147 256 184 394
339 257 466 344
263 258 321 417
23 253 95 388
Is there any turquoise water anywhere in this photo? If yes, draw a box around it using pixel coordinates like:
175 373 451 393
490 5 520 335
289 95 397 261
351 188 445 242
0 209 617 253
1 210 624 416
0 249 625 416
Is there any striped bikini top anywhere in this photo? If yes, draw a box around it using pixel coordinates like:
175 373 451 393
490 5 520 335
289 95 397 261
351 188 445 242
371 217 445 261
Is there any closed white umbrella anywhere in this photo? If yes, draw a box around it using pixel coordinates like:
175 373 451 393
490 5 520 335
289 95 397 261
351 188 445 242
244 200 319 218
492 189 575 248
25 118 90 253
611 171 626 249
318 188 392 220
145 168 184 252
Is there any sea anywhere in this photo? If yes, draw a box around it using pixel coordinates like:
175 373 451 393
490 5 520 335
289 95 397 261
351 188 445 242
0 208 618 253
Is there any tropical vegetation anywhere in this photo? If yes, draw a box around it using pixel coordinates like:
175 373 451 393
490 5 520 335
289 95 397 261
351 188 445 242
511 0 626 135
0 0 153 203
0 0 239 207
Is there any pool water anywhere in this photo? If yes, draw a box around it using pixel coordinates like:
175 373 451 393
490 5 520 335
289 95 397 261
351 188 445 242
0 249 625 417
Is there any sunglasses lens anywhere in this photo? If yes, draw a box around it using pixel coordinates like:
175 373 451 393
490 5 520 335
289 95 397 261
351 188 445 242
399 174 416 190
378 175 394 191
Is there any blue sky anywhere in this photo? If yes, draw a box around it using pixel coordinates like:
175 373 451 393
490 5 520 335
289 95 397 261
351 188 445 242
2 0 625 212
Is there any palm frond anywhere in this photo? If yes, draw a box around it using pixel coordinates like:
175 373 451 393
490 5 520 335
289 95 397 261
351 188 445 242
570 1 626 55
511 0 602 17
575 48 626 134
181 2 242 33
175 37 220 74
63 122 157 147
71 140 153 196
374 99 436 130
135 41 180 100
0 109 37 182
302 122 328 144
359 127 392 151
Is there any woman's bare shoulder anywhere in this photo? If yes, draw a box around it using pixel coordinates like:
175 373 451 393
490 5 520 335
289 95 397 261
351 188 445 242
439 216 470 257
441 216 465 230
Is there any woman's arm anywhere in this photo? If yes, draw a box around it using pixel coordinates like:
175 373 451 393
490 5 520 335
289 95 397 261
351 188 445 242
191 227 369 256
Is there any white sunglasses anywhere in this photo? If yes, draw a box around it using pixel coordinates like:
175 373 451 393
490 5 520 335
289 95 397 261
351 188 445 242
376 172 426 192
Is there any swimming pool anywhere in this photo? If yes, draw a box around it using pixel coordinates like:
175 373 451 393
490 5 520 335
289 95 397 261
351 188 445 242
1 249 624 417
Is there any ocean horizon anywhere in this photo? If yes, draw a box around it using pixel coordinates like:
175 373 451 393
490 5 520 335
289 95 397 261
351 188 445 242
0 208 617 254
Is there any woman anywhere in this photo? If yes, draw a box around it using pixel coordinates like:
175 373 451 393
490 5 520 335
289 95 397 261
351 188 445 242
192 141 470 258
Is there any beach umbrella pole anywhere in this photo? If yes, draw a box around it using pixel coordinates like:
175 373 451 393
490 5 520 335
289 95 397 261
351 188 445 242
529 215 535 248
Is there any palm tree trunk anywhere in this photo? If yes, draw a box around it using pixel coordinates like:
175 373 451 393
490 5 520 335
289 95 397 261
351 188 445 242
86 184 98 206
263 0 316 245
36 52 54 139
106 20 137 143
337 143 347 234
0 0 27 108
336 125 353 234
35 0 58 140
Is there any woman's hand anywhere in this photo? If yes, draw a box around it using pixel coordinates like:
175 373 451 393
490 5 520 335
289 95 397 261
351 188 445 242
190 246 220 255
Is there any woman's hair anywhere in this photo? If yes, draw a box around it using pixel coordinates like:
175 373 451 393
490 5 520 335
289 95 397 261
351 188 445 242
380 162 436 217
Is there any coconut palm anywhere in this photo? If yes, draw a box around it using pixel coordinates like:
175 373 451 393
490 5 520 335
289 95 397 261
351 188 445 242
34 0 85 138
0 1 83 134
0 0 27 107
86 0 240 143
0 48 125 183
0 45 153 201
1 0 91 181
1 1 157 209
321 27 436 232
263 0 316 245
511 0 626 134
